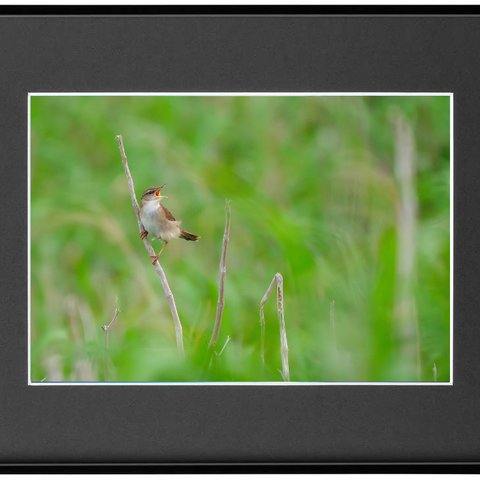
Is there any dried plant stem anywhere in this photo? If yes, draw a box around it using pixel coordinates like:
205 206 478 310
102 307 119 380
393 115 421 379
433 362 438 382
115 135 184 355
260 273 289 381
208 200 231 350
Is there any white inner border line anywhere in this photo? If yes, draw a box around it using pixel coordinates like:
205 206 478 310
28 92 454 386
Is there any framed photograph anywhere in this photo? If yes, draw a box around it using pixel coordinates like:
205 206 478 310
1 5 478 473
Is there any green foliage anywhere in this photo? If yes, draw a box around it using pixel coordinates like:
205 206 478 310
30 95 450 382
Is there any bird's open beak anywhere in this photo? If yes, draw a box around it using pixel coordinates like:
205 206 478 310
155 189 167 199
154 184 167 199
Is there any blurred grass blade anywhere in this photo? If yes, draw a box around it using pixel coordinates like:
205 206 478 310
393 113 421 380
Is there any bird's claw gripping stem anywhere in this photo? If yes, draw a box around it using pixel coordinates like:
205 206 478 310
140 229 148 240
150 242 168 264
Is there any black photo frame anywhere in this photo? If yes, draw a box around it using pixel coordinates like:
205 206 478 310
1 6 478 473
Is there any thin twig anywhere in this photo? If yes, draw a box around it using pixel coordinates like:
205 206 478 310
433 362 438 382
102 307 120 350
208 200 231 350
208 335 232 369
102 307 119 380
115 135 184 355
215 335 231 357
259 273 289 381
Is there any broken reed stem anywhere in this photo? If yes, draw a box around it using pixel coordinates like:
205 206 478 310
115 135 184 355
208 200 231 350
101 307 119 381
259 273 290 381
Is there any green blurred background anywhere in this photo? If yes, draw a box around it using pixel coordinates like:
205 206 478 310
30 95 450 383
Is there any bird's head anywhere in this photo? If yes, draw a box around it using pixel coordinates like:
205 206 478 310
141 184 168 204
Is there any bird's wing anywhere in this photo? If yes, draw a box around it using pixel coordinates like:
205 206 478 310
161 204 177 221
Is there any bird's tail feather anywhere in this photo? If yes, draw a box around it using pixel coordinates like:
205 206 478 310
180 230 200 241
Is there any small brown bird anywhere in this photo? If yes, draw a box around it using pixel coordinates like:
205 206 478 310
139 184 199 264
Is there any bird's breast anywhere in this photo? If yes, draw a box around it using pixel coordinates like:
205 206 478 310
140 202 163 238
140 202 181 241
